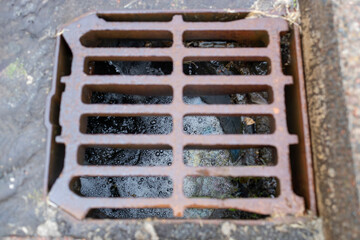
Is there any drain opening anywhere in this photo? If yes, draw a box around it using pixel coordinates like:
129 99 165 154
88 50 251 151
182 12 248 22
184 177 279 199
79 146 173 166
185 208 268 220
87 208 174 219
82 115 173 134
86 208 268 219
85 58 173 75
183 30 269 48
71 176 173 198
82 85 173 104
96 12 248 22
80 146 276 167
46 35 72 191
97 13 174 22
183 85 273 105
183 58 270 75
80 30 173 48
183 115 274 135
183 147 277 166
281 32 292 75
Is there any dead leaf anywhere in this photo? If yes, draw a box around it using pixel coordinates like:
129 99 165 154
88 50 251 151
244 117 255 125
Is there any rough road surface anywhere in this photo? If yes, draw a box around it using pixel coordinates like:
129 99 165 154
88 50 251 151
0 0 350 238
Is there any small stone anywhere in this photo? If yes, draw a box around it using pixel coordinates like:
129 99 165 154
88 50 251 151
221 222 236 237
26 75 34 85
328 168 336 178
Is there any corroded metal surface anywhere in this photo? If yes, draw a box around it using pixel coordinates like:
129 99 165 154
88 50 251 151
45 11 314 220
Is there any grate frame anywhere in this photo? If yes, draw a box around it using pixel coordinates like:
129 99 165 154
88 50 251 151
45 10 315 220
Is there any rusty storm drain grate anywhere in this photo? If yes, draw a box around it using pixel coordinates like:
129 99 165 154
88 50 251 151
45 11 315 220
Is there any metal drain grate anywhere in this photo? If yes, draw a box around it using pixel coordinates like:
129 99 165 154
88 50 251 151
45 11 315 220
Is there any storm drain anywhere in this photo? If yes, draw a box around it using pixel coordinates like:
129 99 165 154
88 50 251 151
45 11 315 220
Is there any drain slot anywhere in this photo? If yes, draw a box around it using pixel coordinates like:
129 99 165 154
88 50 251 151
183 30 269 48
79 146 173 166
184 85 272 104
85 58 173 75
82 115 173 134
97 13 174 22
86 208 268 219
87 208 173 219
184 177 279 198
82 85 173 104
80 30 173 48
184 208 268 219
71 176 173 198
183 115 274 135
183 147 276 166
183 58 270 75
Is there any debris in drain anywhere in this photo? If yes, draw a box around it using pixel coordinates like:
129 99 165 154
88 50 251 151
244 117 256 125
94 39 173 48
85 116 173 134
77 39 280 219
74 177 173 198
87 60 173 75
87 208 174 219
86 208 268 219
185 40 241 48
183 60 269 75
90 91 172 104
84 147 173 166
281 33 291 74
85 37 174 75
183 36 267 48
183 177 277 199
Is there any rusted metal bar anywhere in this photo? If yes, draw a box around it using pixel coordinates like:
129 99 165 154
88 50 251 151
45 11 315 220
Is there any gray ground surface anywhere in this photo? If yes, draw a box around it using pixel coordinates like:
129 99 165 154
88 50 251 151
332 0 360 207
300 0 360 239
0 0 357 239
